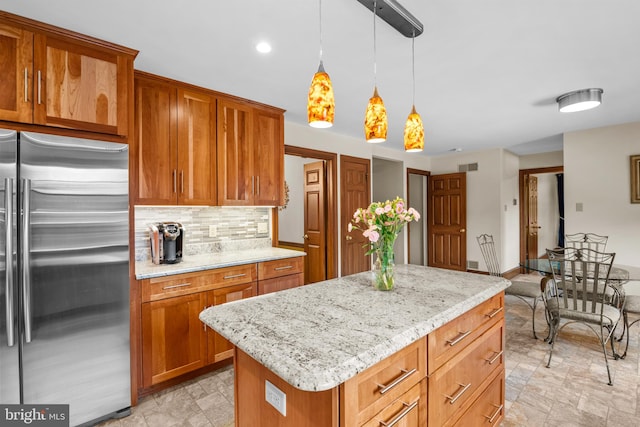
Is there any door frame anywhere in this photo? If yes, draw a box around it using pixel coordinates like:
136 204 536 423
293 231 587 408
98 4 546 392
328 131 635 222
406 168 430 265
518 166 563 269
273 145 338 280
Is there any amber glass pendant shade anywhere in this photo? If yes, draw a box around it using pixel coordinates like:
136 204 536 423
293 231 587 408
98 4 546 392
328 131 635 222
364 87 388 143
307 61 335 128
404 105 424 152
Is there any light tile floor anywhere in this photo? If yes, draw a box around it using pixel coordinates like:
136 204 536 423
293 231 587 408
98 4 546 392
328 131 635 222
98 277 640 427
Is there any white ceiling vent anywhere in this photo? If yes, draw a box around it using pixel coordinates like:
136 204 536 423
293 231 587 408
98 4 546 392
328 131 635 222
458 162 478 172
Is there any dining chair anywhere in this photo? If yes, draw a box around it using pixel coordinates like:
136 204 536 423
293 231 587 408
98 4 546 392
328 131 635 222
477 234 543 338
565 232 608 252
543 247 620 385
616 295 640 359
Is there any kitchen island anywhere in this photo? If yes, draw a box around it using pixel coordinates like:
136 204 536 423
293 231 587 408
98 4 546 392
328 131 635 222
200 264 510 427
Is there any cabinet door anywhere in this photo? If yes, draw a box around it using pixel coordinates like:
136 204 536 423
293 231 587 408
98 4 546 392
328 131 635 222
252 108 283 205
258 273 303 295
177 89 217 205
133 75 178 204
361 380 425 427
141 292 207 387
33 34 127 135
207 282 257 363
0 23 33 123
217 98 253 205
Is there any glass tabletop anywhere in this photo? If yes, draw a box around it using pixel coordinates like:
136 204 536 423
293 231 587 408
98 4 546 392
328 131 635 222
521 259 640 282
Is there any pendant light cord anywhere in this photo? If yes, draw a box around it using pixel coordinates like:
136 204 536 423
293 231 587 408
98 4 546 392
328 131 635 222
319 0 323 62
411 29 415 106
373 0 378 87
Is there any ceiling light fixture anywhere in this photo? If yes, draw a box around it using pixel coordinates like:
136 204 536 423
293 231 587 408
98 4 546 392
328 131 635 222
556 88 603 113
307 0 335 129
255 41 272 54
364 0 388 143
404 30 424 152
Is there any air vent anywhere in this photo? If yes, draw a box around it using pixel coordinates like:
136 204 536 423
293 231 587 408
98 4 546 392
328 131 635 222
458 162 478 172
467 260 479 270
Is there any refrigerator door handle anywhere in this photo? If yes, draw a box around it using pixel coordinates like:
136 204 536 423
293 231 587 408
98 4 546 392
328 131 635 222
5 178 14 347
21 178 32 343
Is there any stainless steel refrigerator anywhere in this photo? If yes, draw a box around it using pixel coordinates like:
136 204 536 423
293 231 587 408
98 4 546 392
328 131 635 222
0 129 130 426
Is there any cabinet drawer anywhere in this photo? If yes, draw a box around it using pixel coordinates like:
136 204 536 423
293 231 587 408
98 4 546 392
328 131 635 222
428 320 505 427
454 372 504 426
258 256 304 280
361 379 426 427
141 264 257 302
258 273 303 295
428 292 503 374
341 339 426 426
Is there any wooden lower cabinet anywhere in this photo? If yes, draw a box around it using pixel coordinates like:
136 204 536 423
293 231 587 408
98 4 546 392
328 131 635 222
232 291 506 427
141 292 207 387
257 256 305 295
207 282 257 364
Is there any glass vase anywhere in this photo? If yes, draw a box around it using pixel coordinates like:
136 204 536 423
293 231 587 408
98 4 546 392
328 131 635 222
372 249 395 291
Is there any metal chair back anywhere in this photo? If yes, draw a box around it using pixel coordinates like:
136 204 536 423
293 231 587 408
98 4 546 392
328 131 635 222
477 234 501 277
565 232 608 253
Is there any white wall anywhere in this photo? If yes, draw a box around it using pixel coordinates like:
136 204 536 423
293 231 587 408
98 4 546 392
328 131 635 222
519 151 563 169
501 150 521 271
278 155 306 244
564 122 640 267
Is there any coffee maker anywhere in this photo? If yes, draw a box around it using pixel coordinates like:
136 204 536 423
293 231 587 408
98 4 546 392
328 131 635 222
149 222 184 264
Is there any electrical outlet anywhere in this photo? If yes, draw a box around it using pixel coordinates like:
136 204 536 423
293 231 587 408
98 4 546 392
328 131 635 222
208 225 217 237
265 380 286 416
258 222 268 233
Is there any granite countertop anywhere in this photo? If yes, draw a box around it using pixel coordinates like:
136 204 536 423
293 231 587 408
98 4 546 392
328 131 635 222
199 264 510 392
135 247 305 279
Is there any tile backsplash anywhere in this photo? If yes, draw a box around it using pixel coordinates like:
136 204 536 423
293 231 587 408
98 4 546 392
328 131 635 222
134 206 271 261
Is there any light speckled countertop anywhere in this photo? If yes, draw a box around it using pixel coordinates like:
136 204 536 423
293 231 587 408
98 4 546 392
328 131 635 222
200 264 510 392
135 247 305 279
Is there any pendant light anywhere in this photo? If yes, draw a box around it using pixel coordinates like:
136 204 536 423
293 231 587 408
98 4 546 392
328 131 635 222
364 0 387 143
404 31 424 152
307 0 335 128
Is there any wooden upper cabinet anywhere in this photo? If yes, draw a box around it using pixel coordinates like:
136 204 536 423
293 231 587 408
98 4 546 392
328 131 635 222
253 108 283 205
0 22 34 123
217 98 253 206
177 88 217 205
133 72 217 205
133 75 177 205
217 97 284 206
0 12 136 136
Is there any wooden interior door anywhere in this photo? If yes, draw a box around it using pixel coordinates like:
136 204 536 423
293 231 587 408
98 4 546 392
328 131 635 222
303 161 326 284
428 173 467 271
340 155 371 276
526 175 539 260
0 22 33 123
177 88 216 205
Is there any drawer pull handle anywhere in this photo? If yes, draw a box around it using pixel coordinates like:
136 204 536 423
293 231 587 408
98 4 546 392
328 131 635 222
485 307 503 318
445 382 471 404
379 400 418 427
377 368 417 395
162 283 191 290
274 266 293 271
224 273 247 279
485 350 503 365
446 330 471 346
485 403 504 423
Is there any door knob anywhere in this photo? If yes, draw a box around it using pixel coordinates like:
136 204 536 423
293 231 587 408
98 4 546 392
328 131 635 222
346 235 352 240
460 229 466 233
303 234 309 239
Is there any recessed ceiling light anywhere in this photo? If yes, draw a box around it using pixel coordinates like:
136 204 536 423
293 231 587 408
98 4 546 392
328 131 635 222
450 148 463 152
256 41 272 54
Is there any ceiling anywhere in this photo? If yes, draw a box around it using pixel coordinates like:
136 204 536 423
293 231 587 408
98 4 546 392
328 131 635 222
4 0 640 156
